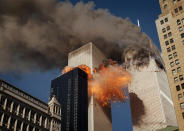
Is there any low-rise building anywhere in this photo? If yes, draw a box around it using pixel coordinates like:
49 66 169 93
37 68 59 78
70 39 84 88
0 79 61 131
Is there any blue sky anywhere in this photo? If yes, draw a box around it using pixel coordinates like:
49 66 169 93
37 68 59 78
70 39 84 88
0 0 161 131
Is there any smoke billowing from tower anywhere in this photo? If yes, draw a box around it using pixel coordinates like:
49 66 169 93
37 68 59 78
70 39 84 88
0 0 161 72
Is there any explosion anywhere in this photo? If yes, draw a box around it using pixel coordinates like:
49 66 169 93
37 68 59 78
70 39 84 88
62 60 131 107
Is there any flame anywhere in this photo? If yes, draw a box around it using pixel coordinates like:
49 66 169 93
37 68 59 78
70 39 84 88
89 60 131 106
62 64 92 79
62 60 131 107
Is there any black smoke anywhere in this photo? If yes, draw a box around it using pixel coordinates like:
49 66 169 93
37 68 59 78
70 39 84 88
0 0 162 72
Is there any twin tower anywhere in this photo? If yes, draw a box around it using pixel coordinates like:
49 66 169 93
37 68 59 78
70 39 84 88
50 42 177 131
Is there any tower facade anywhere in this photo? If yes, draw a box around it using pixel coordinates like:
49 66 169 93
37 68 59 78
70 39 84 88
68 42 112 131
124 47 177 131
156 0 184 130
51 68 88 131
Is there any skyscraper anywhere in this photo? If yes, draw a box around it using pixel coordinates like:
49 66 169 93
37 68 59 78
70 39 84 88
124 46 177 131
51 68 88 131
156 0 184 130
68 42 112 131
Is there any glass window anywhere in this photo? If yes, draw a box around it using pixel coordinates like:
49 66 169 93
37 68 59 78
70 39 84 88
170 61 175 67
177 19 181 25
173 52 177 57
165 41 169 46
175 8 179 13
167 47 171 52
181 33 184 38
182 18 184 23
174 77 179 83
164 34 168 39
175 59 180 65
167 26 170 30
168 32 172 37
164 4 168 9
173 0 176 3
178 94 182 100
170 38 174 43
162 28 166 33
182 83 184 89
160 20 164 25
177 67 182 73
179 6 183 11
165 17 168 22
179 26 183 32
171 45 176 50
168 54 173 60
176 85 181 91
181 103 184 109
180 75 184 81
172 69 176 75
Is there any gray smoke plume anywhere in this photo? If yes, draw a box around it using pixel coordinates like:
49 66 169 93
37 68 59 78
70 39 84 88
0 0 162 72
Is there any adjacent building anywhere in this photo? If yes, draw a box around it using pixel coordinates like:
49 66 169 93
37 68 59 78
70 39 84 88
156 0 184 130
50 68 88 131
0 79 61 131
68 42 112 131
124 47 177 131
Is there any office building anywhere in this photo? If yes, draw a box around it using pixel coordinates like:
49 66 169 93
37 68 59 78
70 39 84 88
51 68 88 131
0 79 61 131
156 0 184 130
124 47 177 131
68 42 112 131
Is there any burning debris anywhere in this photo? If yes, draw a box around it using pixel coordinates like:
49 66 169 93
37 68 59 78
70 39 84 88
0 0 162 72
62 60 131 107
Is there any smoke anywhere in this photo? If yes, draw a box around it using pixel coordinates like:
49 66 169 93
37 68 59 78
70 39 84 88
0 0 161 72
129 92 145 126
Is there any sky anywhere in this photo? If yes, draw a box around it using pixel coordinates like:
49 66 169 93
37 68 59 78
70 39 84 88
0 0 161 131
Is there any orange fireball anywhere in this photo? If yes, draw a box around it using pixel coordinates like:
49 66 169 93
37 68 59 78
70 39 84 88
62 60 131 107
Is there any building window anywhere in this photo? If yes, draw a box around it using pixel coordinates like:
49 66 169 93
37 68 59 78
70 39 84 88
181 33 184 38
165 41 169 46
170 61 175 67
181 103 184 109
167 47 171 52
173 52 177 57
173 0 176 3
162 28 166 33
181 83 184 89
179 26 183 32
175 59 180 65
168 54 173 60
168 32 172 37
170 38 174 43
182 18 184 23
177 67 182 73
160 20 164 25
164 34 168 39
174 77 179 83
172 69 176 75
180 75 184 81
167 26 170 31
178 94 182 100
171 45 176 50
179 6 183 11
177 19 181 25
176 85 180 91
164 4 168 9
165 17 168 22
175 8 179 13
